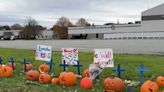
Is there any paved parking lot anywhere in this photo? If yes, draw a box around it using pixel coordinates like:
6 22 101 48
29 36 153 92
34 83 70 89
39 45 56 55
0 40 164 54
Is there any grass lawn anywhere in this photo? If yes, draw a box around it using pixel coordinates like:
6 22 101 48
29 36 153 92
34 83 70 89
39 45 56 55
0 48 164 92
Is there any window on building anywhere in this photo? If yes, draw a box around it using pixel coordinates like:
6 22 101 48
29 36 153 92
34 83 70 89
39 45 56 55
96 33 99 38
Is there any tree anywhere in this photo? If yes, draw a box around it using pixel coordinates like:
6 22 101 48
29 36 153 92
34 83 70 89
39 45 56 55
52 16 72 39
56 16 73 27
0 25 11 30
20 17 42 39
52 25 68 39
11 23 23 30
75 18 90 27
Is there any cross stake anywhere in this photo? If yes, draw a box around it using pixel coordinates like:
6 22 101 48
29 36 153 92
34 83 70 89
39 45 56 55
46 59 55 73
136 64 149 84
73 60 82 75
8 57 16 70
60 60 69 72
0 57 3 65
112 64 126 78
21 59 29 73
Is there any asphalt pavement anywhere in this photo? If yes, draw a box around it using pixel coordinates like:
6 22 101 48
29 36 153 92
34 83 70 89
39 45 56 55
0 39 164 54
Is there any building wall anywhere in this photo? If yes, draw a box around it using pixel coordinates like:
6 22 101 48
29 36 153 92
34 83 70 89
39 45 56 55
104 32 164 39
36 30 54 40
141 20 164 32
35 35 53 39
68 24 142 34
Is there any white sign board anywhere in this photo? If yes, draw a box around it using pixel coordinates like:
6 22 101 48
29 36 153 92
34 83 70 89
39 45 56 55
62 48 78 65
94 49 114 68
35 45 52 61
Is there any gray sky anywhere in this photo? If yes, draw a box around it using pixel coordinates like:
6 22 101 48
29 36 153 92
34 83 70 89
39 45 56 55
0 0 163 28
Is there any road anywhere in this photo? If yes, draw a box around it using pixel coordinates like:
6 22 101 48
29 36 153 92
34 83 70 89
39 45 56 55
0 40 164 54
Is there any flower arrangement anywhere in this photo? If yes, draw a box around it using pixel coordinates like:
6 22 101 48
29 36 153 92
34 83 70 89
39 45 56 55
124 80 140 86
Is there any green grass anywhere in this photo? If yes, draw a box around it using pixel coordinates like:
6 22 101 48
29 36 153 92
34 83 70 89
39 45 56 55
0 48 164 92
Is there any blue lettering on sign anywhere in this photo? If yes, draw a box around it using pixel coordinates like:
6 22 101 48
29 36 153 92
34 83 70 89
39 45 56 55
47 53 51 59
39 46 50 51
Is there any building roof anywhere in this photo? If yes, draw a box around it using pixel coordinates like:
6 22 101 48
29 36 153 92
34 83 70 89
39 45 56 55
142 3 164 16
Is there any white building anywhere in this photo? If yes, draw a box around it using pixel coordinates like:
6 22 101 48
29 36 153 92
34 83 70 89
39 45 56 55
35 30 54 39
68 3 164 39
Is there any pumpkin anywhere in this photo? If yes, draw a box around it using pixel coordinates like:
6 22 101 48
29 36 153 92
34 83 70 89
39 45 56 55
80 77 92 89
22 63 33 72
26 70 40 81
39 64 50 73
59 72 77 86
0 65 13 78
103 76 125 92
82 69 90 77
39 73 51 84
156 76 164 87
6 62 16 69
51 78 59 85
140 80 158 92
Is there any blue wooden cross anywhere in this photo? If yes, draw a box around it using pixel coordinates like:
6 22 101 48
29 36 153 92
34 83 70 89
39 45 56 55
46 59 55 73
136 64 149 84
127 86 133 92
0 57 3 65
60 60 69 71
73 60 83 75
21 59 29 73
112 64 126 78
8 57 16 70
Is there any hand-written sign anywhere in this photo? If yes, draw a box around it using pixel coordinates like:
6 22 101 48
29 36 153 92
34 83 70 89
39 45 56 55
62 48 78 65
94 49 114 68
35 45 51 61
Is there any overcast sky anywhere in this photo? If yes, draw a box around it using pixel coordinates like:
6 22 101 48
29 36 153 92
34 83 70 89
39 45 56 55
0 0 163 28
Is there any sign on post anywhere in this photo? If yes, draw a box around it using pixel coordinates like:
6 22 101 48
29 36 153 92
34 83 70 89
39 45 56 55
62 48 78 65
94 49 114 68
35 45 52 61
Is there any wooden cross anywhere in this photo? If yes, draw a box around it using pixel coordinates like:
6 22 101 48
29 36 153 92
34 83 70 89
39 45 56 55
46 59 55 73
0 57 3 65
21 59 29 73
127 86 134 92
73 61 82 75
60 60 69 72
136 64 149 84
8 57 16 70
112 64 126 78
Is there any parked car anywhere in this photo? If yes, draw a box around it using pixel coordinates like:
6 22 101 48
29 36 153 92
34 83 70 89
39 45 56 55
1 32 15 40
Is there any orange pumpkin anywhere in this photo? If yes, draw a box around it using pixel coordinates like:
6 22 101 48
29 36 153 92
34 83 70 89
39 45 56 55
82 69 90 77
140 80 158 92
103 76 125 92
51 78 59 85
22 63 33 72
0 65 13 78
26 70 40 81
156 76 164 87
39 64 50 73
6 62 16 69
39 73 51 84
59 72 77 86
160 90 164 92
80 77 92 89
